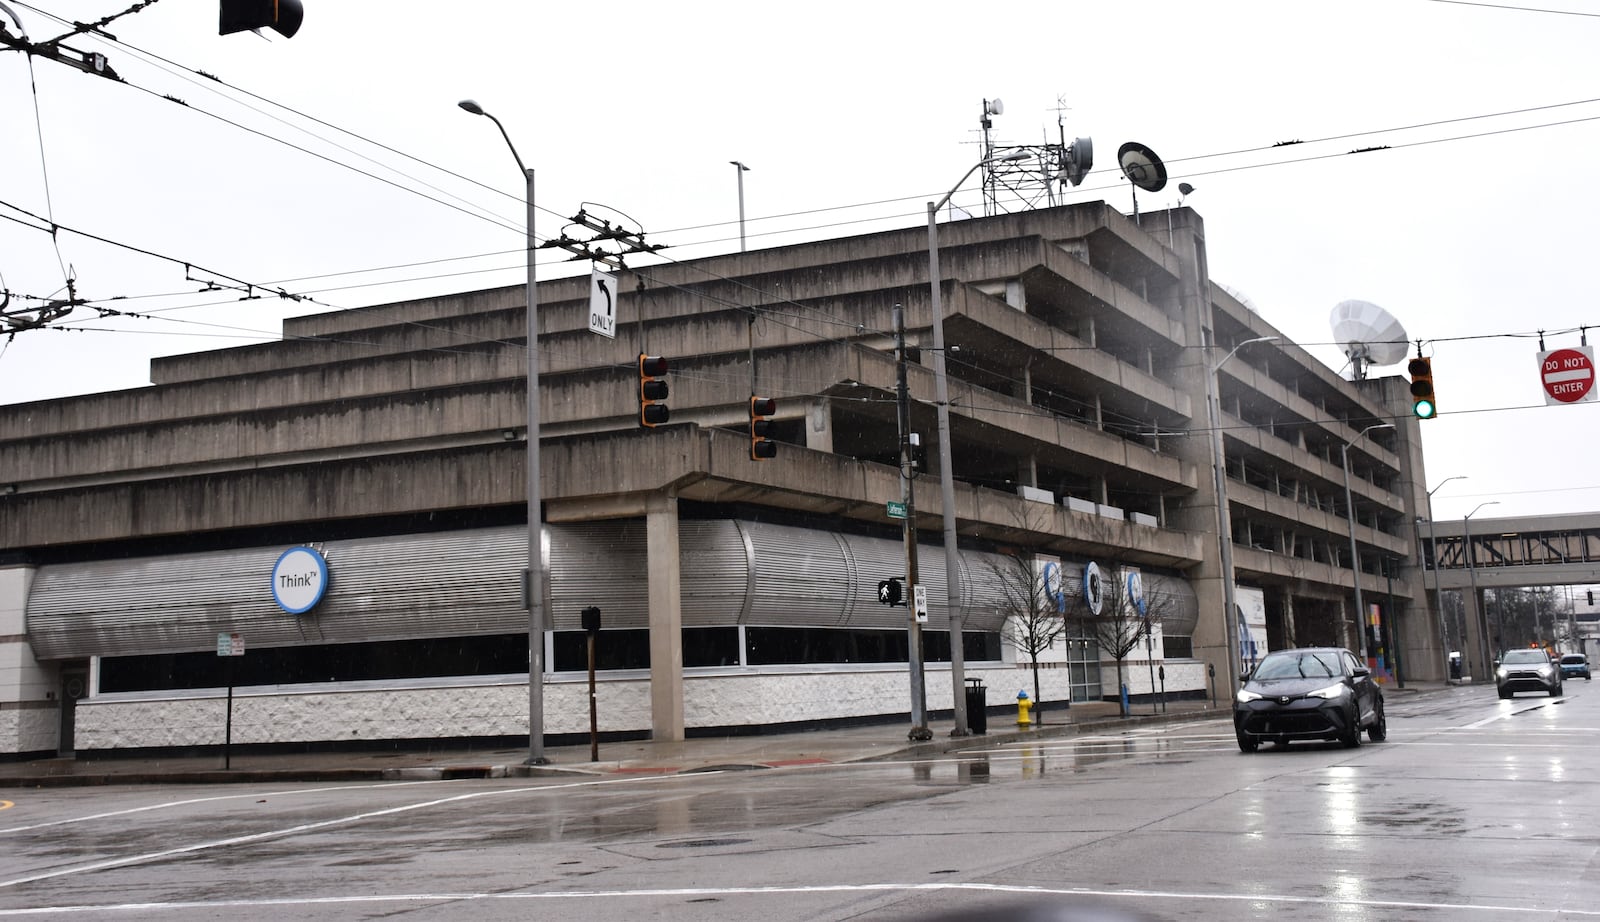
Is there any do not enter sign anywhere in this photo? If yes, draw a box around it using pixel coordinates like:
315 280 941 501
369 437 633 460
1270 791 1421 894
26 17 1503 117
1539 346 1596 405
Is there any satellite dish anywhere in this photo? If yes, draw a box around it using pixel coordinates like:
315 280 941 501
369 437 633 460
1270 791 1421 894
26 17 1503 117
1330 299 1410 380
1117 141 1167 223
1060 137 1093 187
1117 142 1167 192
985 98 1004 116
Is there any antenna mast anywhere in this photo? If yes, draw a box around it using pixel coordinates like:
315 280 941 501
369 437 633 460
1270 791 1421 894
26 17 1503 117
977 96 1094 217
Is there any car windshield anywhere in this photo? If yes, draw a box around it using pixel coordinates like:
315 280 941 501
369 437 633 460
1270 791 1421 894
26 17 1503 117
1253 651 1341 680
1562 655 1586 664
1501 650 1547 664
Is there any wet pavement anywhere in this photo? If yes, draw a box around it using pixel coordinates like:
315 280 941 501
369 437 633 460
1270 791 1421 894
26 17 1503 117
3 682 1460 787
0 691 1279 786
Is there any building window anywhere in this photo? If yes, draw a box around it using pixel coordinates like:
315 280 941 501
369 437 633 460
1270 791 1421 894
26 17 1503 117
1163 635 1194 659
97 626 1005 693
99 633 532 692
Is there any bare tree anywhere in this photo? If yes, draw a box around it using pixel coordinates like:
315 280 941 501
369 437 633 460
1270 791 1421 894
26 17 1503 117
1066 563 1182 716
985 551 1070 718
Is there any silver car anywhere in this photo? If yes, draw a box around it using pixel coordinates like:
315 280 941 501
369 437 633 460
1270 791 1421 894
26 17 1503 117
1496 648 1562 698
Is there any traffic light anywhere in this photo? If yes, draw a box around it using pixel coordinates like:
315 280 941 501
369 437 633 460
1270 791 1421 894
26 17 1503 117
1408 356 1437 419
749 396 777 460
638 354 669 428
220 0 304 37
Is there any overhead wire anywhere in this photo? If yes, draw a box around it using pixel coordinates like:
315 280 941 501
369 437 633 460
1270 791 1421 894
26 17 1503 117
4 3 1599 441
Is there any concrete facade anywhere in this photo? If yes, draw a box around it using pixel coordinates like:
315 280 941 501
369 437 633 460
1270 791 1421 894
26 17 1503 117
0 201 1434 756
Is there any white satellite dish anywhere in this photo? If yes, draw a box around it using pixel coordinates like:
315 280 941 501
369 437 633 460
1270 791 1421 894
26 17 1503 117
1117 141 1167 223
1330 299 1410 380
985 98 1004 116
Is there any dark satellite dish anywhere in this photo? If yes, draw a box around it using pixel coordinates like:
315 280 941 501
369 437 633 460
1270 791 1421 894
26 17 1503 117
1060 137 1093 187
1117 142 1167 192
1117 141 1167 223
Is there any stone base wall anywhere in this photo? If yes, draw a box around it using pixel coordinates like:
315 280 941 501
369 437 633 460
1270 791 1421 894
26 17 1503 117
69 661 1210 752
0 704 58 757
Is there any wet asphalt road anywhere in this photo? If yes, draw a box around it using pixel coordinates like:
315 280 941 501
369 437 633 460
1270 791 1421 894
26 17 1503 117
2 683 1598 920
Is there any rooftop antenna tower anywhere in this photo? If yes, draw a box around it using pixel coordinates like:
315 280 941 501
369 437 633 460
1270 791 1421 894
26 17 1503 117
975 95 1093 217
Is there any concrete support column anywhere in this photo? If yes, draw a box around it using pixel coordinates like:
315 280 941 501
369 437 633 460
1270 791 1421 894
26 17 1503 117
645 492 685 741
0 565 56 758
1462 585 1489 683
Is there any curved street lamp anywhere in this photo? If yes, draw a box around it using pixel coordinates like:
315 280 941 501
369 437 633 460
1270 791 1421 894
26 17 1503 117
925 151 1028 737
1465 500 1501 679
458 99 548 765
1423 475 1467 679
1341 422 1394 663
1207 335 1278 687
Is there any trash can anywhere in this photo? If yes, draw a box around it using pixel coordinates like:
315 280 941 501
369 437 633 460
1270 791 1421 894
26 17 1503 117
965 678 988 735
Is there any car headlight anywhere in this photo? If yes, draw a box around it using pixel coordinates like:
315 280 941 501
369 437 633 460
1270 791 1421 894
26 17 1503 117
1495 668 1509 680
1538 665 1555 678
1236 689 1264 703
1305 683 1350 700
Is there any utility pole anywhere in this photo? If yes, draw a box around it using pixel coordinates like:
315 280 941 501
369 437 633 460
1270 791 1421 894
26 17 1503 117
894 305 931 742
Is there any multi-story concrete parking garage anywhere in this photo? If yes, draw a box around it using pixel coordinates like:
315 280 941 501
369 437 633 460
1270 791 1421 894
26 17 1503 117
0 201 1436 759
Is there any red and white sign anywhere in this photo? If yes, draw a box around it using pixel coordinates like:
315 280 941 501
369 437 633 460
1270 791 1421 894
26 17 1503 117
1539 346 1596 405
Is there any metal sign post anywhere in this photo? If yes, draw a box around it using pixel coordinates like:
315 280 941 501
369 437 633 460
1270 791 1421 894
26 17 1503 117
216 633 245 769
582 607 601 763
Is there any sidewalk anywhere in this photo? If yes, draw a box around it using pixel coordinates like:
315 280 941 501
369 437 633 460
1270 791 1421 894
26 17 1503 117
0 683 1443 788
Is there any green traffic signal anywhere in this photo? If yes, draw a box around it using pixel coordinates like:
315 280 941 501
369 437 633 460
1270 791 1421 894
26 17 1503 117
1408 356 1436 419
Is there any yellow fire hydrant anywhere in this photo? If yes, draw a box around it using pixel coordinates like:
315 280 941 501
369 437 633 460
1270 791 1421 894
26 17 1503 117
1016 690 1033 726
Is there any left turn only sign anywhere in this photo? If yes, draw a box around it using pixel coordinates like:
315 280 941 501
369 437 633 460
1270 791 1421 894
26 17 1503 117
589 269 618 339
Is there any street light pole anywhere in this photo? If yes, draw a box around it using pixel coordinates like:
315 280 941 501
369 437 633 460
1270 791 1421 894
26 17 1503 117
1204 334 1278 687
1424 475 1467 680
926 151 1027 736
1341 422 1395 664
1464 500 1500 679
730 161 750 252
459 99 547 765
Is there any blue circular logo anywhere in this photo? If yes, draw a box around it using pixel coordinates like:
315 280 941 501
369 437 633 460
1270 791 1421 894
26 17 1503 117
271 546 329 615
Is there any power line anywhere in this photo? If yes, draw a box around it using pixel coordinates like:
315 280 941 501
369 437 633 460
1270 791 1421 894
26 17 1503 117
1421 0 1600 17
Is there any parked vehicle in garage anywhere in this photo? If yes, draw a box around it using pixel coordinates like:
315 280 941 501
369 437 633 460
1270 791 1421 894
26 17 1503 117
1496 648 1563 698
1234 647 1386 752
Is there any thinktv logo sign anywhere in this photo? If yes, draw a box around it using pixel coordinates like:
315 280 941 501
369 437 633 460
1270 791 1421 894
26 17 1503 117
271 546 329 614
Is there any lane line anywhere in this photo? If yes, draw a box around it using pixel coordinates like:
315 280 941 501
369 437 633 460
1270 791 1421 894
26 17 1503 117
0 771 719 891
0 881 1592 917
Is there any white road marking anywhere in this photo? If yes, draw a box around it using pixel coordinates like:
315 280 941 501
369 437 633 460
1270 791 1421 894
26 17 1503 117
0 772 709 891
0 881 1591 916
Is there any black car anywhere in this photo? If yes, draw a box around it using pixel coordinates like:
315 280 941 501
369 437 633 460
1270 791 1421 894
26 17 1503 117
1234 647 1386 752
1496 648 1563 698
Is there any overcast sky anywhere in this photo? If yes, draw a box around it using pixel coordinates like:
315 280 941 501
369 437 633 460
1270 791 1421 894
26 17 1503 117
1 0 1596 524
